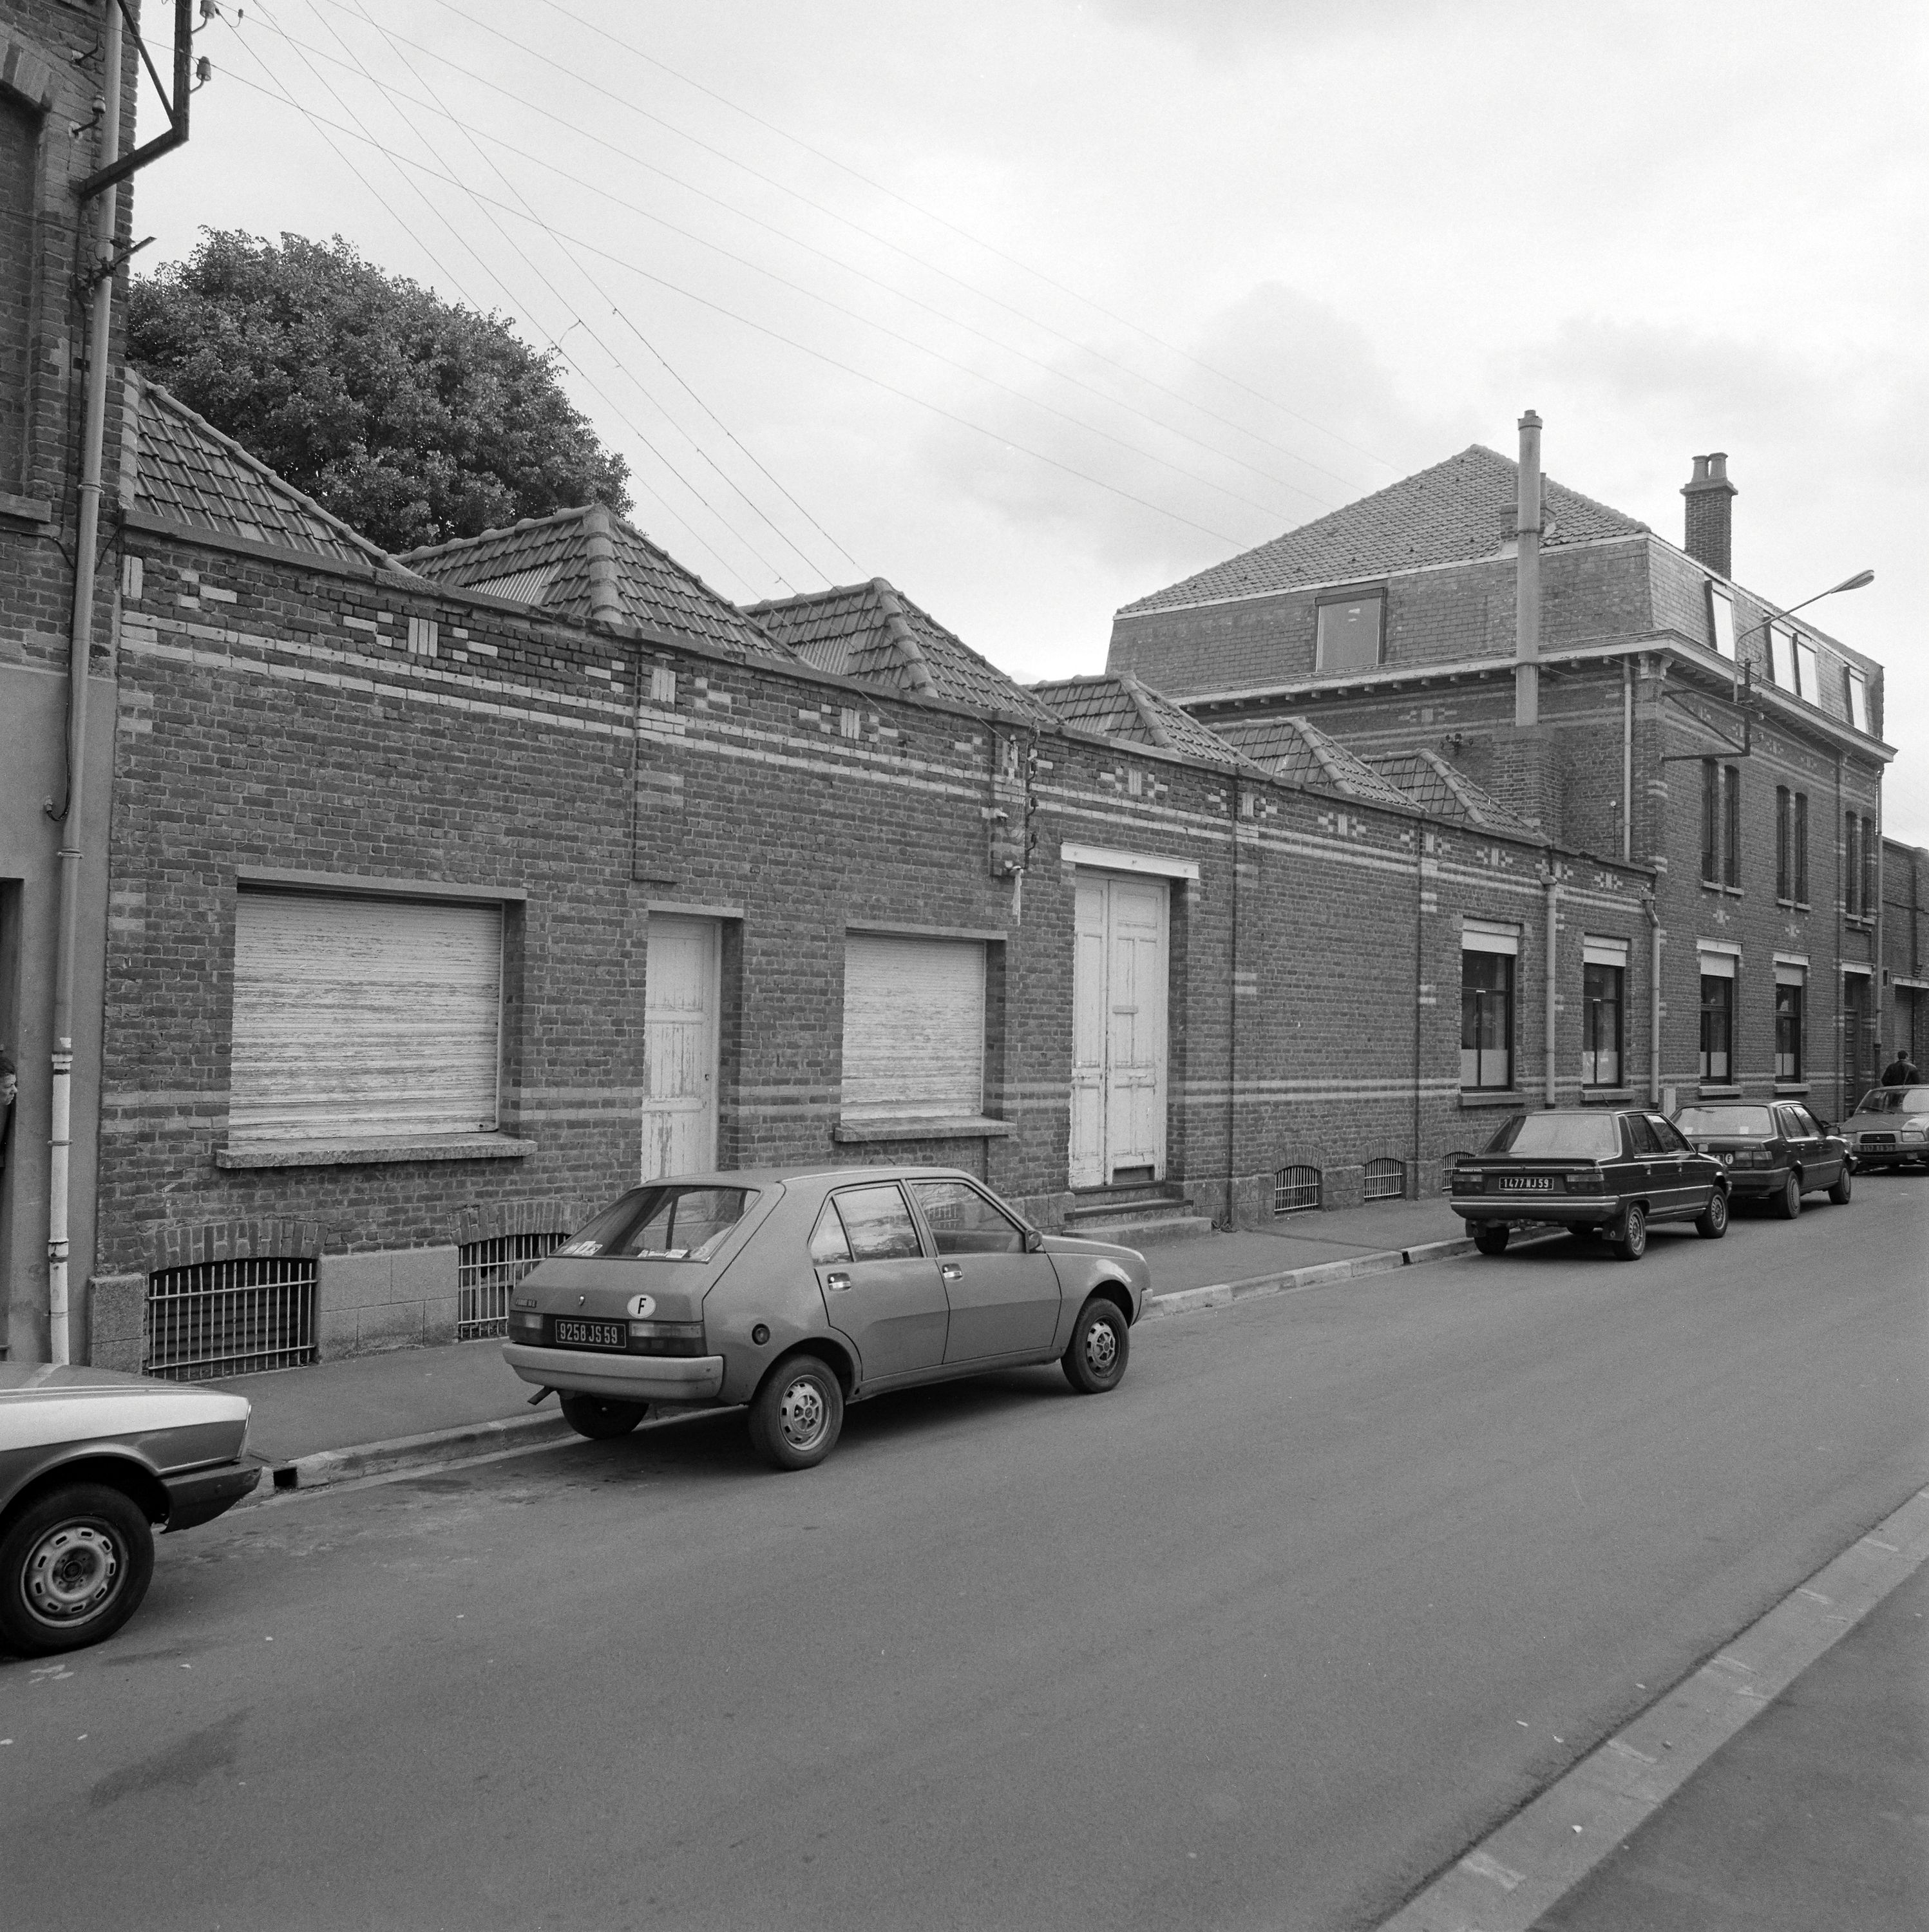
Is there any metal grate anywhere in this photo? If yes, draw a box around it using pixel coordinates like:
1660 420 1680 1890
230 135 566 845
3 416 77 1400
146 1258 317 1381
457 1233 565 1339
1273 1165 1322 1216
1364 1157 1407 1202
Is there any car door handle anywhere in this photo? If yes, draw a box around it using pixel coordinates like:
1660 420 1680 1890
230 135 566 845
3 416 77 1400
825 1272 851 1293
940 1264 963 1282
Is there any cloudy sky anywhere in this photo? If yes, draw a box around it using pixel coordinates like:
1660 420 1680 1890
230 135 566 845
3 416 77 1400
136 0 1928 840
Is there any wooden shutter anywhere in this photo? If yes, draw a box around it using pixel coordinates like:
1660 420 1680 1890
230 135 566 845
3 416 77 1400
841 935 984 1121
230 893 502 1142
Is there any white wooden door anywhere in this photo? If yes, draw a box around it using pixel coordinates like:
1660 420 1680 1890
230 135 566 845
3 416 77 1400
1068 873 1168 1186
643 916 719 1180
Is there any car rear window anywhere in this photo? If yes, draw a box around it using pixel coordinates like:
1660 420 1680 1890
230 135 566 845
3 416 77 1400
1855 1087 1929 1115
558 1186 758 1261
1675 1105 1774 1137
1485 1113 1621 1159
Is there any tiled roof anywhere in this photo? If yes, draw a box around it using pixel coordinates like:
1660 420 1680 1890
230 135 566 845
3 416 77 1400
1208 714 1418 810
403 507 790 660
1029 673 1248 764
1118 446 1648 617
1367 749 1539 833
126 374 406 572
746 579 1059 724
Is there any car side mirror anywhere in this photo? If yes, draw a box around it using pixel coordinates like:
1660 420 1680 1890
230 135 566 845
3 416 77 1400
1025 1227 1045 1253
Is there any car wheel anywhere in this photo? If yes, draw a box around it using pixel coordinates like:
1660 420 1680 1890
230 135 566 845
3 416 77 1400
1773 1171 1802 1220
1472 1225 1510 1256
1062 1296 1130 1394
1828 1166 1852 1206
1695 1187 1729 1240
0 1483 155 1658
558 1393 647 1440
1611 1203 1648 1262
748 1354 844 1470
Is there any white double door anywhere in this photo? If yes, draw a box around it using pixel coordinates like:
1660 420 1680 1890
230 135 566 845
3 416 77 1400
642 915 719 1180
1069 873 1169 1188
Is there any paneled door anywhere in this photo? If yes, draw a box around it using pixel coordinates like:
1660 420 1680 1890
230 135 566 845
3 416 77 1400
1069 873 1169 1186
643 915 719 1180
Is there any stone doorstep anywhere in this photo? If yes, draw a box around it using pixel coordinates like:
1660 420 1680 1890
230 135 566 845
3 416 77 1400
1074 1211 1218 1247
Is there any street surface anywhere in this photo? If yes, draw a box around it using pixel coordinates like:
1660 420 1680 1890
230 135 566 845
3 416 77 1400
5 1176 1924 1931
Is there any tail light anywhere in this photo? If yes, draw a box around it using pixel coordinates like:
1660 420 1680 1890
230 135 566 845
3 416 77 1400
1563 1170 1606 1192
627 1319 707 1358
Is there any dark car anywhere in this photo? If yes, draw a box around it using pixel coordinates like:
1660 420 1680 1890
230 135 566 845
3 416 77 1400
1449 1108 1729 1261
1838 1085 1929 1171
1671 1100 1853 1217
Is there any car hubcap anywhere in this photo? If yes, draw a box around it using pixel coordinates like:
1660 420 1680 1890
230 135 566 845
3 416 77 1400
24 1523 120 1626
779 1377 826 1452
1083 1320 1118 1376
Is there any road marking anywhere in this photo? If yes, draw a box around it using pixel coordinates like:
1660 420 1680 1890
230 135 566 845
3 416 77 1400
1374 1482 1929 1932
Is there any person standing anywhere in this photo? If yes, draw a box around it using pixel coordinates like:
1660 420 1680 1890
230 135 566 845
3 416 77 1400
1881 1046 1922 1086
0 1051 16 1180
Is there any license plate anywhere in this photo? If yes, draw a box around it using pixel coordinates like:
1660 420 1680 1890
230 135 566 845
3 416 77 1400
1499 1176 1555 1191
553 1319 625 1349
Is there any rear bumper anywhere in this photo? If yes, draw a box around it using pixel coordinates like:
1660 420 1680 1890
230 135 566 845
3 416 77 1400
502 1342 727 1404
1450 1197 1619 1227
161 1455 265 1532
1848 1143 1923 1167
1716 1165 1790 1197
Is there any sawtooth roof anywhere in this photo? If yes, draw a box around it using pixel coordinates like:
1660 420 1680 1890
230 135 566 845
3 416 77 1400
746 578 1058 724
403 507 790 661
1118 446 1648 618
126 374 406 572
1367 749 1539 834
1208 714 1419 811
1029 672 1250 764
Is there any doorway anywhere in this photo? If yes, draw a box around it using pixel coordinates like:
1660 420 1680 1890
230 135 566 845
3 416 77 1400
643 915 719 1180
1069 872 1169 1188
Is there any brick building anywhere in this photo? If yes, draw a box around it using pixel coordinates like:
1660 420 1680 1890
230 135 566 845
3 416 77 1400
1883 837 1929 1074
1110 422 1895 1128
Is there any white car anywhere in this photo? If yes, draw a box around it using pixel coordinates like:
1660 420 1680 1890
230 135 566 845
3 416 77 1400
1839 1085 1929 1171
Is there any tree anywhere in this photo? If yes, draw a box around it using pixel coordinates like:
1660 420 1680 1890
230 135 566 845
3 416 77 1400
128 230 631 555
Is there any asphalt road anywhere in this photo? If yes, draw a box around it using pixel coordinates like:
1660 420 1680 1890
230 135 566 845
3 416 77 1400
5 1175 1924 1932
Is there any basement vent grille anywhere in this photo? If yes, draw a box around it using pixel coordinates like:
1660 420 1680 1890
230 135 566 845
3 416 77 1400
457 1233 567 1340
1364 1157 1408 1202
1272 1165 1322 1216
146 1258 318 1381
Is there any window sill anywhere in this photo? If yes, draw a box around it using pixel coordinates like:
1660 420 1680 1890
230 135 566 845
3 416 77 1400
0 491 53 527
1699 881 1742 897
1458 1091 1525 1110
1774 1082 1810 1095
1580 1088 1635 1104
1775 900 1812 913
1696 1085 1743 1100
216 1134 536 1170
831 1115 1013 1144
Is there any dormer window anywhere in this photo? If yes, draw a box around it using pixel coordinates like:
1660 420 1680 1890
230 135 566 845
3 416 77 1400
1707 583 1736 660
1315 590 1385 673
1845 667 1870 734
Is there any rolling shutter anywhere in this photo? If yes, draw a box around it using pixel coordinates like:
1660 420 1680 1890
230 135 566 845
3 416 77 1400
230 892 502 1142
841 934 984 1121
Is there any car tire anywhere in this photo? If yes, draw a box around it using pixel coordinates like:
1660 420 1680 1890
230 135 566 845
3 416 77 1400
0 1483 155 1658
1695 1187 1729 1240
558 1393 647 1441
1611 1203 1648 1262
747 1354 844 1470
1773 1172 1802 1220
1472 1225 1510 1256
1828 1167 1852 1206
1062 1296 1130 1395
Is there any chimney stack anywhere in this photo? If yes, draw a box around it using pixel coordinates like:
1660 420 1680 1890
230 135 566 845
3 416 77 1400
1682 452 1736 579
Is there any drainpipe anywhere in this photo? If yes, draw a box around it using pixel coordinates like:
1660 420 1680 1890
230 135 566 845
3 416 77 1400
1542 860 1559 1108
1645 889 1663 1104
1515 411 1542 730
1621 659 1633 861
1223 775 1242 1227
46 1 124 1365
1412 830 1425 1186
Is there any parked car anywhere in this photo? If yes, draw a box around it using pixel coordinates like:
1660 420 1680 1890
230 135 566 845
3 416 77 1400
1 1365 261 1658
1449 1107 1729 1260
502 1167 1150 1470
1838 1085 1929 1171
1671 1100 1853 1216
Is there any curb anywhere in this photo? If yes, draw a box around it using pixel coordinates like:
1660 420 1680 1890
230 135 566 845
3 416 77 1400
1143 1233 1477 1318
238 1408 574 1503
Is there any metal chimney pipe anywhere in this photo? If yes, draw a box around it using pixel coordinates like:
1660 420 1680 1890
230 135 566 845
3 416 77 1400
1515 410 1542 728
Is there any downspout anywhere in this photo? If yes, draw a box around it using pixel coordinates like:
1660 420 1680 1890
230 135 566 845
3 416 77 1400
1645 890 1662 1104
1514 410 1542 730
1543 859 1559 1108
1621 659 1633 860
1412 830 1425 1188
1223 773 1242 1226
1834 749 1844 1111
47 1 124 1365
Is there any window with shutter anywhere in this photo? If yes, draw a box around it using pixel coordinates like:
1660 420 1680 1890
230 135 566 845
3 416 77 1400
229 891 503 1142
840 935 985 1121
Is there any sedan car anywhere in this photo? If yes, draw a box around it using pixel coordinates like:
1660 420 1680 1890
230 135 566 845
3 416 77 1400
1838 1085 1929 1171
1 1365 261 1657
502 1166 1150 1470
1449 1107 1729 1260
1671 1100 1853 1216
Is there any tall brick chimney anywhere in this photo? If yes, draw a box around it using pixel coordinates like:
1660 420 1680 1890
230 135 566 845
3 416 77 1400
1682 452 1736 579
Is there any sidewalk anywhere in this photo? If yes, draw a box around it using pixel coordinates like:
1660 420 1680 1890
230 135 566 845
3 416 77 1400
218 1194 1477 1477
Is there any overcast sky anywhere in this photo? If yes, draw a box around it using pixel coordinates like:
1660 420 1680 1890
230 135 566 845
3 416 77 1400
135 0 1929 841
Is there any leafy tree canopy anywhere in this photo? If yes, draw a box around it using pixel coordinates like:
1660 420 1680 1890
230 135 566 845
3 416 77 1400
128 229 631 554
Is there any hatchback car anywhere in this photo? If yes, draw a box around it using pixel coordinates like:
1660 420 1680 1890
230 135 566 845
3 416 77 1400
1 1365 261 1657
1671 1100 1853 1215
1449 1108 1729 1260
502 1167 1150 1470
1838 1085 1929 1171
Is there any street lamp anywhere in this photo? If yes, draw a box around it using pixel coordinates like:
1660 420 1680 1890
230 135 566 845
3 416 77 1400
1729 569 1876 699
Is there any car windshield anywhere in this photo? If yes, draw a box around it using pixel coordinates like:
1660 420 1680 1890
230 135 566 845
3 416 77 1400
1674 1105 1775 1137
556 1186 759 1261
1853 1087 1929 1116
1484 1113 1620 1159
